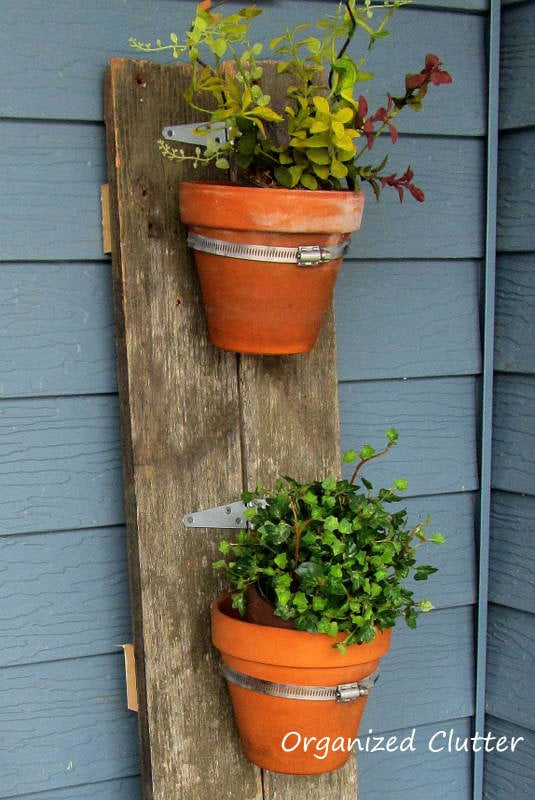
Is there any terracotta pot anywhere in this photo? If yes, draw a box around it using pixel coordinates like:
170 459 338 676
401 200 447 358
211 593 391 774
178 182 365 355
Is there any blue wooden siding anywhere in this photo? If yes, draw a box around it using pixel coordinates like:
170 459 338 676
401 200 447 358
0 1 491 799
483 1 535 797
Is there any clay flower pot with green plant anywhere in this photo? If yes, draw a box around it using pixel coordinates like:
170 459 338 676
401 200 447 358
131 0 452 354
210 430 445 774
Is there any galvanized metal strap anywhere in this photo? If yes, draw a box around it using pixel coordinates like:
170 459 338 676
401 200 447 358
187 232 349 267
220 662 379 703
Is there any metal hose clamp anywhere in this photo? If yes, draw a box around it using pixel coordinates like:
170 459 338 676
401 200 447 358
220 662 379 703
187 232 349 267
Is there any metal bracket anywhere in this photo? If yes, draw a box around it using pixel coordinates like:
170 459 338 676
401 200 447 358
161 122 228 147
182 499 267 529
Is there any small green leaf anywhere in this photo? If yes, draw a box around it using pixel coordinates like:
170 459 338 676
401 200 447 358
419 599 434 612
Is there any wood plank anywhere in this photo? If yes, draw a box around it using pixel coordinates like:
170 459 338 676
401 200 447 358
104 58 260 800
492 374 535 495
486 605 535 732
0 262 116 399
358 718 473 800
495 253 535 374
0 654 139 798
0 526 131 667
483 716 535 800
336 259 481 381
0 121 106 261
339 376 479 496
0 1 484 131
499 1 535 130
490 491 535 614
0 395 123 536
497 129 535 253
363 606 475 730
234 63 355 799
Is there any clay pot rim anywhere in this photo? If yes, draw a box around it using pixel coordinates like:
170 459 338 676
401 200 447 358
178 180 365 234
211 592 392 669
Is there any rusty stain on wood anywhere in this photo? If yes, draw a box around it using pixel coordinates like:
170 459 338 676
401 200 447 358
104 57 357 800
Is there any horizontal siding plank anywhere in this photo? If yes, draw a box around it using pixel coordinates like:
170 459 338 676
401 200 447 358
497 129 535 253
0 262 116 399
350 136 484 260
0 395 123 535
339 376 479 496
494 253 535 374
336 259 481 381
483 716 535 800
3 776 140 800
486 605 535 731
405 493 477 609
0 124 483 263
0 2 484 135
0 653 139 798
0 121 106 262
0 526 131 668
490 491 535 613
358 718 473 800
499 1 535 129
492 374 535 495
364 606 475 731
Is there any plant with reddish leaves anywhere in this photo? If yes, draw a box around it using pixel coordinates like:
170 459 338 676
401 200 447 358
131 1 452 201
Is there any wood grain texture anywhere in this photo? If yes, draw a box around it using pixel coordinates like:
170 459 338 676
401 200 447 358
499 1 535 130
486 605 535 731
363 606 475 731
483 716 535 800
0 262 116 399
0 526 131 667
105 58 261 800
489 491 535 614
336 259 481 381
492 374 535 495
229 63 355 800
497 129 535 253
0 1 484 133
494 253 535 374
0 653 139 798
0 121 106 262
358 718 473 800
0 395 123 536
339 376 479 496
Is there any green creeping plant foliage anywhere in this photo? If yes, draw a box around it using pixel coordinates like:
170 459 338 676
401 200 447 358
130 1 452 199
213 430 445 651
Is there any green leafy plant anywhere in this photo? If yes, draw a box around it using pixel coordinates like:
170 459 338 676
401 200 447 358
213 430 445 651
130 0 451 199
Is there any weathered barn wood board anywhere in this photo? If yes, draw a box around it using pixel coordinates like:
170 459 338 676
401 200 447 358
104 58 356 800
104 58 260 800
